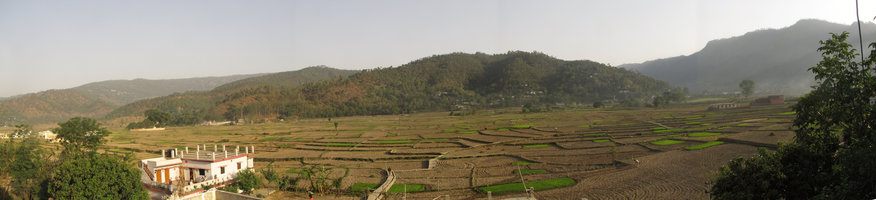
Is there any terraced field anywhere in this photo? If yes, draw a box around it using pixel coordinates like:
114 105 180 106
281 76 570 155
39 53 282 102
104 103 795 199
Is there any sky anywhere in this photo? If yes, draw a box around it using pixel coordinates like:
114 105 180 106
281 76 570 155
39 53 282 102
0 0 871 97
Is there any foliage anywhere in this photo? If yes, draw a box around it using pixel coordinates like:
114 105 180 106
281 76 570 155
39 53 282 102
47 153 148 200
232 169 262 194
711 32 876 199
477 177 576 195
295 165 333 193
7 137 49 199
518 169 547 175
53 117 110 154
260 162 279 185
687 132 721 137
739 80 755 97
652 87 687 107
521 103 551 113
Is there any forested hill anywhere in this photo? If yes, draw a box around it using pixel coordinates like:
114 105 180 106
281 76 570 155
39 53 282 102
105 66 358 121
621 19 876 95
0 74 259 125
107 51 669 124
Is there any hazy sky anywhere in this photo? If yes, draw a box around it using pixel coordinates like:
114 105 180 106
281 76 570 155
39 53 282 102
0 0 871 97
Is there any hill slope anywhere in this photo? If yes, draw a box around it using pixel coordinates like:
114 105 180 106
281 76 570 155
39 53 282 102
621 19 876 94
106 66 358 121
109 51 670 123
0 74 259 125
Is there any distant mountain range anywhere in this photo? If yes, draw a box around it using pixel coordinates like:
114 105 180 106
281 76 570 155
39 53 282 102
0 74 263 125
621 19 876 95
108 52 669 124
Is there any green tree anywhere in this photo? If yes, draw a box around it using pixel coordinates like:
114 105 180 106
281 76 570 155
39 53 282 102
9 137 48 199
739 79 755 97
233 169 262 194
53 117 110 154
48 153 148 199
712 32 876 199
11 124 33 139
144 109 171 127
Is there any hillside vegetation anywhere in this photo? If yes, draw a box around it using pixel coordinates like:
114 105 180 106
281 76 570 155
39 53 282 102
110 51 669 124
622 19 876 95
0 74 259 125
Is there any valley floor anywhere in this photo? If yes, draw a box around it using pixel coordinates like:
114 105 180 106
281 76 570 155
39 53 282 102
103 103 794 200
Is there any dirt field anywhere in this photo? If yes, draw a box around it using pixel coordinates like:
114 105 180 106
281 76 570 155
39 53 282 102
103 103 795 199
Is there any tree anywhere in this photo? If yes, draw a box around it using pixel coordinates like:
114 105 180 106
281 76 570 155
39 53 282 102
233 169 261 194
144 109 171 127
47 153 148 199
9 137 47 199
712 32 876 199
11 124 33 139
53 117 110 154
739 79 755 97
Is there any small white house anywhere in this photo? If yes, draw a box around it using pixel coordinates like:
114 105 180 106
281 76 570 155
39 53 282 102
37 130 58 142
140 145 256 194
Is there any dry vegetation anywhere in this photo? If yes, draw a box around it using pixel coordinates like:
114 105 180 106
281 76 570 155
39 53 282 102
101 103 795 199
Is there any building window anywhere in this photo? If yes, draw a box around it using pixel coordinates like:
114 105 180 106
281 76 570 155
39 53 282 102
221 166 225 174
199 169 206 176
237 162 241 170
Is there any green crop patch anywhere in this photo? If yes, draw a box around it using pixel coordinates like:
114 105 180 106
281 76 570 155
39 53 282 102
387 183 426 194
518 169 547 175
687 132 721 137
685 141 724 150
477 177 576 195
373 140 413 144
592 139 611 143
349 183 379 193
522 144 551 148
324 142 356 147
651 139 684 146
512 161 536 166
778 111 796 115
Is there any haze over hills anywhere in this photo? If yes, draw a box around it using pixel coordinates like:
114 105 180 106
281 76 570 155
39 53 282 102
106 66 358 122
621 19 876 95
109 51 670 124
0 74 261 125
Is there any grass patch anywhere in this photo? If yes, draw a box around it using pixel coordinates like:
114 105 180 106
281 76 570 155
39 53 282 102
518 169 547 175
736 123 756 127
778 111 796 115
373 140 413 144
512 161 535 166
387 183 426 194
685 141 725 150
687 132 721 137
496 128 511 131
459 130 478 134
522 144 551 148
653 128 684 133
477 177 576 195
349 183 379 193
422 138 449 142
685 121 704 125
592 139 611 143
650 139 684 146
323 142 356 147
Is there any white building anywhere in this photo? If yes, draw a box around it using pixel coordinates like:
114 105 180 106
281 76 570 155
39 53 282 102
37 130 58 142
140 144 255 194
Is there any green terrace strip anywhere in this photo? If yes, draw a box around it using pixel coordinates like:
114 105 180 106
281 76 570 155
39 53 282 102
373 140 413 144
685 121 704 125
518 169 547 175
387 183 426 194
650 139 684 146
592 139 611 143
422 138 450 142
778 111 796 115
496 128 511 131
459 130 478 134
522 144 551 148
736 123 756 127
477 177 576 195
653 128 684 133
323 142 357 147
349 183 378 193
687 132 721 137
258 136 296 142
685 141 725 150
512 161 536 166
509 124 533 129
